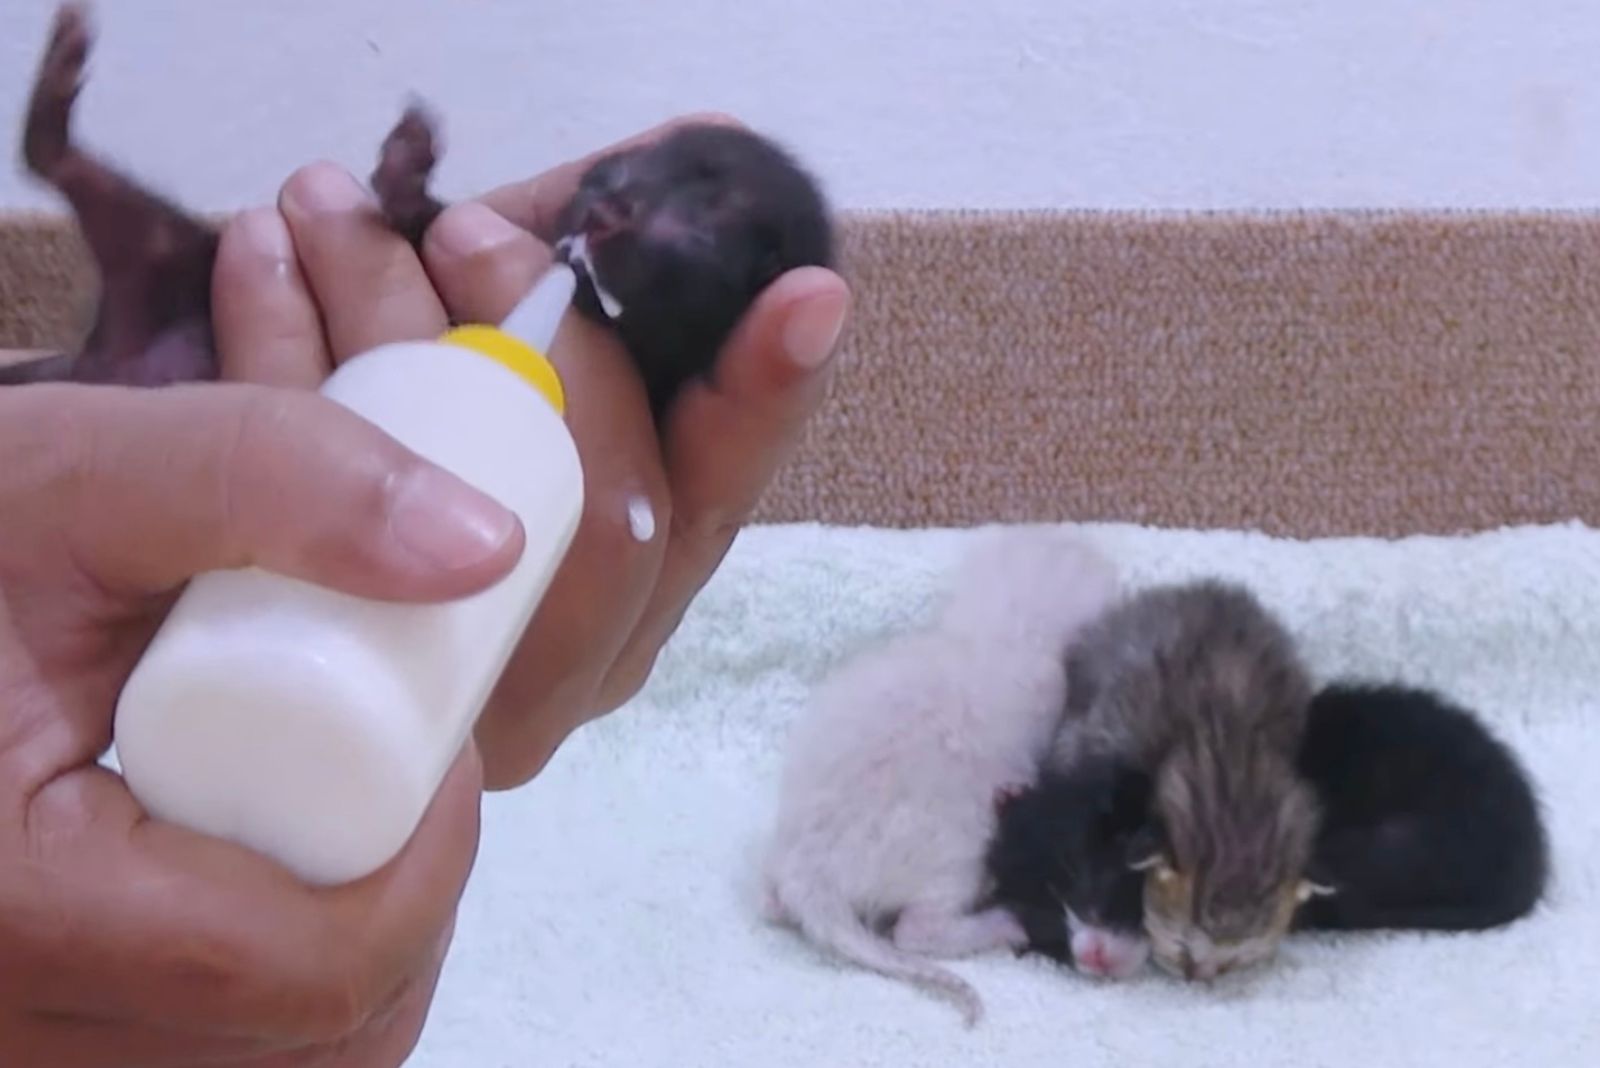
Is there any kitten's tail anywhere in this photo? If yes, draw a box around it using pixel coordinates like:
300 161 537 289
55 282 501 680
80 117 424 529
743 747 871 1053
764 871 984 1027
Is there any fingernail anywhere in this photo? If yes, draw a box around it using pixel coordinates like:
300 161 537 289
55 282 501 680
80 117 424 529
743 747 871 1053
284 161 368 214
389 464 520 571
237 207 292 261
431 201 521 259
782 286 849 369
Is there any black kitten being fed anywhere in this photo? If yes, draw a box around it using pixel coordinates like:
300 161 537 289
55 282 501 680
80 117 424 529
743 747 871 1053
1293 682 1550 934
982 755 1153 980
5 2 837 416
375 108 835 414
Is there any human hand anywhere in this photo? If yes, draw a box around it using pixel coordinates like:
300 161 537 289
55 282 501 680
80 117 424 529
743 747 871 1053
220 113 851 790
0 375 515 1063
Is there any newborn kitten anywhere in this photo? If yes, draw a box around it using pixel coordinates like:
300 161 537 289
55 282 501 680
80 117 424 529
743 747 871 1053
372 105 834 416
1049 580 1325 982
5 2 836 418
760 528 1120 1026
1293 681 1550 933
982 754 1152 980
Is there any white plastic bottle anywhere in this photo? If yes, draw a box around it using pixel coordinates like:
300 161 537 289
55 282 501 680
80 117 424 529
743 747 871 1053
112 264 586 886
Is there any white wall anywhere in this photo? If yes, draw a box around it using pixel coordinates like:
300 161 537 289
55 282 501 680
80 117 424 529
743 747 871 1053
1 0 1597 214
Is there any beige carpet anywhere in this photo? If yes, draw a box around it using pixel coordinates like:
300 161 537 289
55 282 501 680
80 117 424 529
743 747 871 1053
5 208 1599 538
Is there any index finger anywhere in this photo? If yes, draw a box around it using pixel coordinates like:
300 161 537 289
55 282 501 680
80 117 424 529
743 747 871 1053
474 112 745 239
11 745 482 1044
214 207 333 390
416 203 673 788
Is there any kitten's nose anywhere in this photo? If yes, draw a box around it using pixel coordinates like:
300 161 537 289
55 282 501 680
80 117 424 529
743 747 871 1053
1080 944 1111 975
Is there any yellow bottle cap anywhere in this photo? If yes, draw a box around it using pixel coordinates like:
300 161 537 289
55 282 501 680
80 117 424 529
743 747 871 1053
440 325 565 416
438 263 574 415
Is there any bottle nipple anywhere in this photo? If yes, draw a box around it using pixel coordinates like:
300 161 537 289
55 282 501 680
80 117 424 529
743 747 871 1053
501 262 577 352
441 263 576 414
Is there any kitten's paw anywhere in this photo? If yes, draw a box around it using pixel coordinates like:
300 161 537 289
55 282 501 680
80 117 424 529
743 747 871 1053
994 910 1030 949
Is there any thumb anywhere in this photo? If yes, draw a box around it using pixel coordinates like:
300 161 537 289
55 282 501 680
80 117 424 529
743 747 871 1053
0 382 524 602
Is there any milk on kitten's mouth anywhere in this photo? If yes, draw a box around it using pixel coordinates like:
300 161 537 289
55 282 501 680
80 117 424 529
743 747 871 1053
556 233 625 320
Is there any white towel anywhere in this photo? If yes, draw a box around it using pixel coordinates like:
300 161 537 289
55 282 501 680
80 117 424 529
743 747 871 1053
410 521 1600 1067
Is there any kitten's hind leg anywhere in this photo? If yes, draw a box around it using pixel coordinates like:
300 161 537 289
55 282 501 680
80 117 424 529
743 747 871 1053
371 103 448 249
21 3 88 186
893 902 1029 959
20 3 219 385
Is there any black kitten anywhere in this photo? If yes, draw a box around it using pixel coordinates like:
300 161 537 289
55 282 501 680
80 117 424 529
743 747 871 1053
373 107 835 416
983 755 1153 979
1294 682 1550 932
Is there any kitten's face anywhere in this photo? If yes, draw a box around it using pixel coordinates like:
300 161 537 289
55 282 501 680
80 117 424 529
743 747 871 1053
1051 761 1153 934
1137 859 1317 980
1133 745 1327 981
556 123 833 346
1050 760 1156 978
